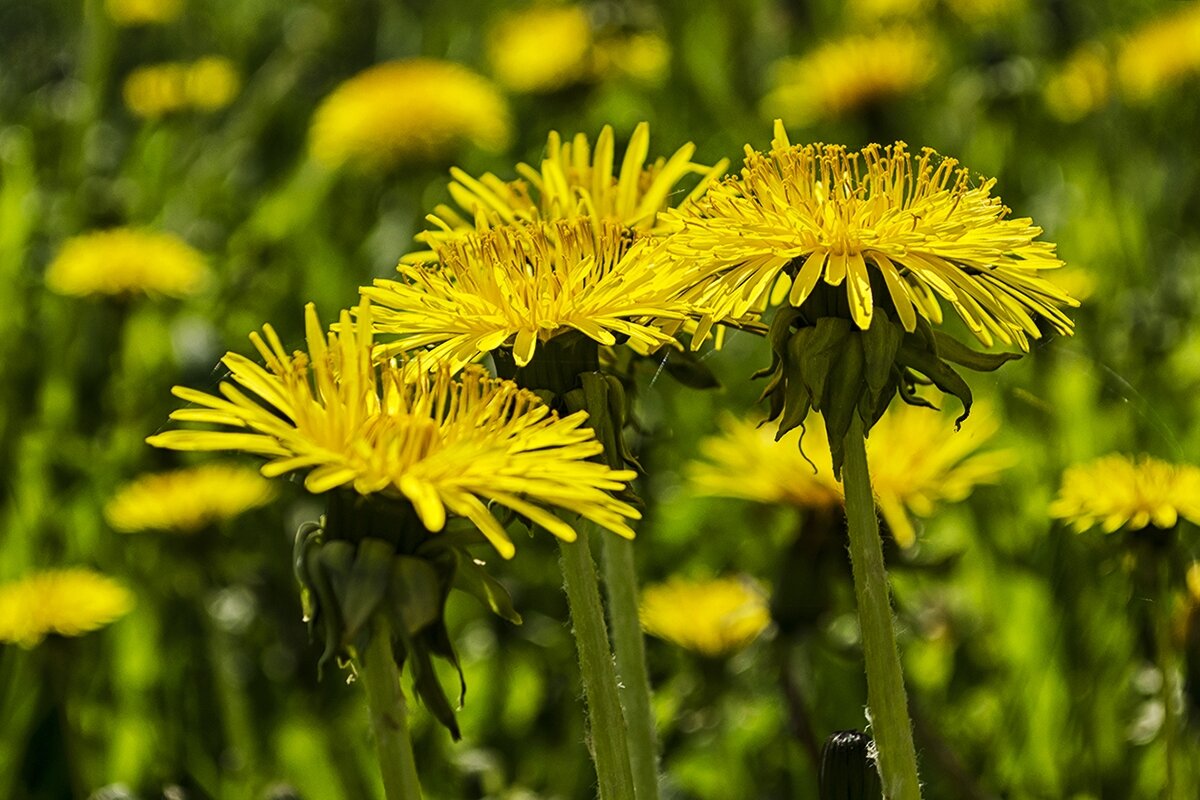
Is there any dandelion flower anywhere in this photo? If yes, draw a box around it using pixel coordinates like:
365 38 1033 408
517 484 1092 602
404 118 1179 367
309 59 512 170
1116 3 1200 102
0 569 134 649
123 57 240 118
1044 44 1110 122
639 576 770 657
663 122 1076 345
1050 454 1200 534
147 300 640 559
46 228 208 299
105 464 276 534
763 29 938 128
487 4 594 94
104 0 182 25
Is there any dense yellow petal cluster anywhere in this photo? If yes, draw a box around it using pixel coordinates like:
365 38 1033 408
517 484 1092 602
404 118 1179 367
1116 2 1200 101
105 464 276 534
123 57 240 118
46 228 208 298
104 0 183 25
368 218 699 369
662 122 1077 347
688 404 1011 547
639 576 770 657
763 29 937 127
487 4 594 93
309 59 512 169
1044 45 1111 122
0 569 134 648
147 301 639 558
1050 454 1200 533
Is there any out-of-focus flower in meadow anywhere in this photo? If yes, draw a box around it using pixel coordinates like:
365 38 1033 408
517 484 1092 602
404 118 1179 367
762 29 938 128
105 464 276 534
1044 45 1111 122
639 576 770 657
944 0 1024 24
689 404 1012 548
147 301 638 559
104 0 182 25
487 4 594 93
308 59 512 170
846 0 932 22
1116 2 1200 102
123 57 240 118
413 123 726 257
369 217 705 370
591 31 671 85
0 569 134 648
1050 454 1200 534
45 228 208 299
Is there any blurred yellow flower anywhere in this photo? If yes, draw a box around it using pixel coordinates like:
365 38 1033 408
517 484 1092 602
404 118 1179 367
763 29 937 127
147 300 639 559
1044 45 1110 122
1116 2 1200 102
689 404 1012 547
592 32 671 85
0 569 134 649
945 0 1024 24
46 228 208 299
123 57 240 118
309 59 512 170
104 0 183 25
105 464 276 534
1050 454 1200 533
846 0 932 22
639 576 770 657
487 4 593 93
661 122 1077 348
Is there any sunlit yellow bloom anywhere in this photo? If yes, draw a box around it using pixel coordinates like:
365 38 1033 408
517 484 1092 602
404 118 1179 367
147 301 639 559
689 404 1011 547
123 57 240 118
46 228 208 298
763 29 937 127
1116 3 1200 102
1050 454 1200 534
105 464 275 534
1044 45 1110 122
309 59 512 170
0 569 134 649
592 32 671 85
104 0 182 25
640 576 770 657
487 4 593 93
368 217 703 370
662 122 1077 349
413 123 726 257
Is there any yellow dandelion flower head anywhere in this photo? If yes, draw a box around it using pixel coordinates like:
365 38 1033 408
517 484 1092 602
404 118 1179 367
487 4 594 93
0 569 134 649
640 576 771 657
688 403 1011 547
104 0 183 25
1050 454 1200 534
369 217 700 370
123 57 240 119
1116 3 1200 102
662 122 1078 349
309 59 512 170
763 28 938 127
412 122 727 257
1044 44 1111 122
46 228 208 299
146 300 640 558
105 464 276 534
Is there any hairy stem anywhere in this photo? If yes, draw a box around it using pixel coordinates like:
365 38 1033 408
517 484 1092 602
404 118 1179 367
359 618 422 800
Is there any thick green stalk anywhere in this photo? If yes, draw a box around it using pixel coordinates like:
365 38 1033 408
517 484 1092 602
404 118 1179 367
600 533 661 800
559 530 637 800
360 618 422 800
841 415 922 800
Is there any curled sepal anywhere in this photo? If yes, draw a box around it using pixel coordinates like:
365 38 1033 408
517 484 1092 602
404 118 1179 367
293 521 324 631
449 551 523 625
339 537 396 644
660 346 721 390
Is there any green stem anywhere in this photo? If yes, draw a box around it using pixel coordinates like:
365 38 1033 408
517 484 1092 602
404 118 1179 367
841 414 922 800
359 618 422 800
559 531 637 800
1156 559 1176 800
600 533 662 800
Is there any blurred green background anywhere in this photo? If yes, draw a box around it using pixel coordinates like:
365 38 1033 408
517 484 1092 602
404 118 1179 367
2 0 1199 798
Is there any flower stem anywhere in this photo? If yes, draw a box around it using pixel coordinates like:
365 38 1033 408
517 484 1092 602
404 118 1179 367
841 414 922 800
559 530 637 800
359 617 422 800
601 533 662 800
1156 558 1177 800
